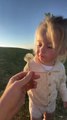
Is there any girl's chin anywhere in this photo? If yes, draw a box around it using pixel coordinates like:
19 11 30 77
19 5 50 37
39 56 45 60
35 56 49 64
39 57 50 64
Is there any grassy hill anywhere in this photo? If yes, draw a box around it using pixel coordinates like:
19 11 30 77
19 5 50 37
0 47 32 90
0 47 67 120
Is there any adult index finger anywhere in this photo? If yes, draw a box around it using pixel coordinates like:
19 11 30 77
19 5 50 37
17 71 40 87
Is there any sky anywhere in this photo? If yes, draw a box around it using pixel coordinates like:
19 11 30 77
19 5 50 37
0 0 67 49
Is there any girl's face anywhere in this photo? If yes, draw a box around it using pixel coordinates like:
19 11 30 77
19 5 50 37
35 31 60 66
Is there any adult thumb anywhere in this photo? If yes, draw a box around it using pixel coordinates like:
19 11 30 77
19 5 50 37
17 71 34 87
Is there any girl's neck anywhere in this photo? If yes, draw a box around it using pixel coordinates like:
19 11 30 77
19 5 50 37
40 60 56 66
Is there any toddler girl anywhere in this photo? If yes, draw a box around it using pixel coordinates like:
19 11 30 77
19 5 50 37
24 15 67 120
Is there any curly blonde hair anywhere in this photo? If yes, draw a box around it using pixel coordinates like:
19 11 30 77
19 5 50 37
34 15 67 62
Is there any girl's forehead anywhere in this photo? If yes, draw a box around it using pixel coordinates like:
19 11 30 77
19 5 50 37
36 31 52 43
36 32 60 49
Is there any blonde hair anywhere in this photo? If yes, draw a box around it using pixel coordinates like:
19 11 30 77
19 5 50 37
34 15 67 62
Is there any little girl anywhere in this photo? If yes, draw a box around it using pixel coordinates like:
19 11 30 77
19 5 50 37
24 15 67 120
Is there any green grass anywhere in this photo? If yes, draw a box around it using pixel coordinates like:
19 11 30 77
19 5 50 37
0 47 32 90
0 47 67 120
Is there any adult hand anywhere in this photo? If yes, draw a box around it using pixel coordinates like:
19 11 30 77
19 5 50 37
0 71 40 120
63 102 67 108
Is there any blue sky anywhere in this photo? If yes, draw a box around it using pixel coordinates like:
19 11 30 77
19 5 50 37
0 0 67 49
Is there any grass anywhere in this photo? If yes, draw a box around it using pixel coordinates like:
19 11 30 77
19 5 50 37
0 47 67 120
12 95 67 120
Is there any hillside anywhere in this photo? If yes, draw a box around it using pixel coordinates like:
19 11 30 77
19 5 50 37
0 47 67 120
0 47 67 91
0 47 32 90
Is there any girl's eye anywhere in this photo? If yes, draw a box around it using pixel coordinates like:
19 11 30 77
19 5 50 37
37 44 42 47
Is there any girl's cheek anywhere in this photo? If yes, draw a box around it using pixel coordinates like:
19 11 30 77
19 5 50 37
35 48 39 54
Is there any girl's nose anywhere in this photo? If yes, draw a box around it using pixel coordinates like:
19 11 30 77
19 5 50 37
40 46 47 53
